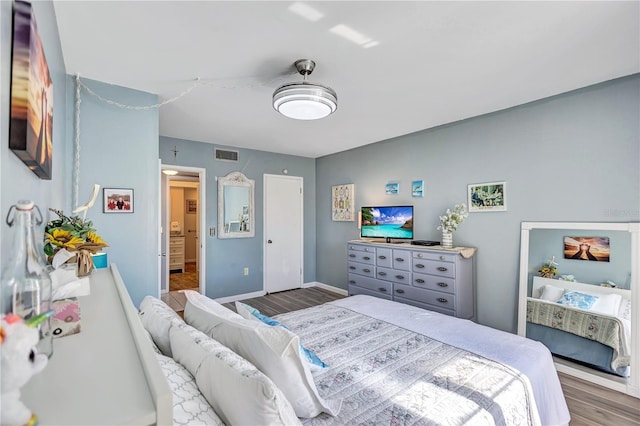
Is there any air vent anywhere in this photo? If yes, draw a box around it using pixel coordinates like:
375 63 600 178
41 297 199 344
215 148 239 162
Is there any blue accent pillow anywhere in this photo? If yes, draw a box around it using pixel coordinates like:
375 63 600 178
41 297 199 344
557 291 599 310
236 302 328 369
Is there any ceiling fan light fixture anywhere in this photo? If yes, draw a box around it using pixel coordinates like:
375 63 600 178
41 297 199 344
273 59 337 120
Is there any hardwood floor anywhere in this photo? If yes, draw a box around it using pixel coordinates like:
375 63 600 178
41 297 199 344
166 287 640 425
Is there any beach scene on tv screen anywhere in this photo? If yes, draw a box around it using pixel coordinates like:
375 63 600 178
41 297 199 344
361 206 413 238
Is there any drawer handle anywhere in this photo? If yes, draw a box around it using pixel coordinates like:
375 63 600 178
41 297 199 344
415 264 425 269
378 255 387 259
365 248 371 252
363 268 371 273
417 253 423 258
349 280 356 284
437 282 448 287
349 266 356 270
415 279 425 284
395 258 404 262
437 298 448 303
378 287 388 292
437 267 448 272
363 256 371 260
440 256 446 261
395 289 405 294
378 272 387 276
349 254 356 258
395 275 405 280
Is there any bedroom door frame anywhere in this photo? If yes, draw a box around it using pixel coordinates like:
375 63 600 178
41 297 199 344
158 163 207 296
263 174 304 293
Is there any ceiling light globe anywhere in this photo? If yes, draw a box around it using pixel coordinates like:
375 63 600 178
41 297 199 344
273 82 337 120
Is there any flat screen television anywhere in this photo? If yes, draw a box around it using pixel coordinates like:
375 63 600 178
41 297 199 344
360 206 413 243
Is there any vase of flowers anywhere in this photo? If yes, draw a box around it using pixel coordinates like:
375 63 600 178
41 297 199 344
437 204 468 248
538 256 558 278
43 209 108 276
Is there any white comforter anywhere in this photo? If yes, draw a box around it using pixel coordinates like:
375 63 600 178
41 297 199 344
329 295 570 426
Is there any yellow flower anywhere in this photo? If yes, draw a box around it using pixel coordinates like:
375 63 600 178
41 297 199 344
46 229 85 249
86 231 108 246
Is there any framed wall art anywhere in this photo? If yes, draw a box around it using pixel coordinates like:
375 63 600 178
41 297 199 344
332 184 355 221
9 0 54 179
104 188 134 213
412 180 424 197
468 181 507 212
186 199 197 214
564 236 610 262
385 183 399 195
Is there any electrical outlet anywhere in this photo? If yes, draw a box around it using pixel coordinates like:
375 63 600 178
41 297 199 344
243 267 249 276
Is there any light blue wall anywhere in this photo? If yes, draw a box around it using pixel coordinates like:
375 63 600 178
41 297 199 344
65 77 159 307
316 75 640 333
1 1 69 268
159 138 316 300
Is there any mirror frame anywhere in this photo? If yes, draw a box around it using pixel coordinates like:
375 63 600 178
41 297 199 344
517 221 639 397
217 171 255 239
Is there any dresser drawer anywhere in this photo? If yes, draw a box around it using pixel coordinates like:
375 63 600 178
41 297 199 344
169 246 184 255
170 237 185 247
376 248 392 268
349 284 392 301
392 249 411 271
412 258 455 278
413 251 457 263
347 249 375 265
376 266 411 285
347 244 376 254
348 273 392 295
392 285 455 311
412 272 455 294
394 296 454 317
348 261 375 277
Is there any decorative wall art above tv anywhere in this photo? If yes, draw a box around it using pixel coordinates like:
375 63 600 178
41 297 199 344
468 181 507 212
9 0 53 180
332 184 354 221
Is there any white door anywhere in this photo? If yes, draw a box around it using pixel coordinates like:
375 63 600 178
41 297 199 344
264 174 303 293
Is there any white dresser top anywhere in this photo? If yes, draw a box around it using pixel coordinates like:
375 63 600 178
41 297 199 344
22 265 171 425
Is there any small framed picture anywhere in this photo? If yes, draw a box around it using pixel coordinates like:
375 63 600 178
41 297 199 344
385 183 399 195
103 188 134 213
412 180 424 197
468 181 506 212
186 199 197 214
332 183 355 221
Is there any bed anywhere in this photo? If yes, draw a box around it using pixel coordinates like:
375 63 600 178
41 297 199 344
141 292 571 426
526 276 631 377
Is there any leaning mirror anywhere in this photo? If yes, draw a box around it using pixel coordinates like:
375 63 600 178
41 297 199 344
517 222 639 398
217 172 255 239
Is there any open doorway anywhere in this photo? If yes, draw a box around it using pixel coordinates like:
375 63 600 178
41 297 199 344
159 165 206 310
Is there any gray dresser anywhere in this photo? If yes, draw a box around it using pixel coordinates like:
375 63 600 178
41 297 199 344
347 240 476 320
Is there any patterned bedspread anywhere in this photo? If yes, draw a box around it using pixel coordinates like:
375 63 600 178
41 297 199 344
526 298 630 369
275 304 539 426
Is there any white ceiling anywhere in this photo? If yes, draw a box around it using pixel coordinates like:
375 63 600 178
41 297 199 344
53 1 639 158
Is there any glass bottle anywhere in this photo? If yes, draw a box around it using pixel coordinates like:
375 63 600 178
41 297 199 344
1 200 53 357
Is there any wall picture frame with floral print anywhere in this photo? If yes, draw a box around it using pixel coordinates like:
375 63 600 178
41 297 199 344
332 184 355 221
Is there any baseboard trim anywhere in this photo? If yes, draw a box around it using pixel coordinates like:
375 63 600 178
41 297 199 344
303 281 348 296
213 290 266 304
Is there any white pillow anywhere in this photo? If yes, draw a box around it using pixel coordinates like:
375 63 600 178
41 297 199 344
183 290 342 418
591 293 623 316
139 296 185 356
155 352 225 426
618 298 631 320
170 323 300 426
539 285 565 302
